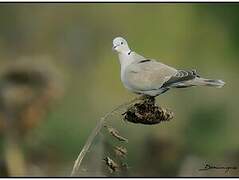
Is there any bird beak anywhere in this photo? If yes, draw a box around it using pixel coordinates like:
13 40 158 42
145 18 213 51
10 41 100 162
112 45 117 51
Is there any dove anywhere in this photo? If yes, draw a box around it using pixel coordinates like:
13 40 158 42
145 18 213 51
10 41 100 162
112 37 225 97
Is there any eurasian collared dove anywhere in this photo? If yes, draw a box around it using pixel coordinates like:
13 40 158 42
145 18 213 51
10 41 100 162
112 37 225 97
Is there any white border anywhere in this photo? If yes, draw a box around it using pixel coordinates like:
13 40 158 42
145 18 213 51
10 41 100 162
0 0 239 2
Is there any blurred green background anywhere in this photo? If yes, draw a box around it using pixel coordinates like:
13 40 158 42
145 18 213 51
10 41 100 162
0 3 238 177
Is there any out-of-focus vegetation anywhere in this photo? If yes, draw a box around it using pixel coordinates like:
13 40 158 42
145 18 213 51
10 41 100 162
0 3 238 177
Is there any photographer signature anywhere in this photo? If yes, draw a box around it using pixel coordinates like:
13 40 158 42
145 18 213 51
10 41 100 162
199 163 237 173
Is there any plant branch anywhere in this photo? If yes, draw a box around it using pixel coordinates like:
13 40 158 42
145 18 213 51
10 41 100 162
70 96 143 176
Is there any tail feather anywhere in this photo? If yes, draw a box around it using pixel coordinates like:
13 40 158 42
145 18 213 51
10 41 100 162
192 78 225 88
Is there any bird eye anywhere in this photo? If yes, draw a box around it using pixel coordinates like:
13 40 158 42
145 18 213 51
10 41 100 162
121 42 124 45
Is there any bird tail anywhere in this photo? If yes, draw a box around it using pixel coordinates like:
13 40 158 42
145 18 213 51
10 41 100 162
192 77 225 88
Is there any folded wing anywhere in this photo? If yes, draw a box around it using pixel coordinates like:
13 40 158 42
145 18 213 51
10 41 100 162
161 69 199 88
125 60 177 91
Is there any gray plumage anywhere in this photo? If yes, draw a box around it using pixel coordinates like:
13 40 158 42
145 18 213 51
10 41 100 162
113 37 225 96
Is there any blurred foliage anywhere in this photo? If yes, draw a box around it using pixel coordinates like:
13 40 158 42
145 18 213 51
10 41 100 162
0 3 238 177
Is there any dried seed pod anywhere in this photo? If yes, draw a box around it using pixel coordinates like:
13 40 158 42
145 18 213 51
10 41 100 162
0 58 63 135
104 125 128 142
103 157 119 173
123 96 174 125
120 162 130 171
114 146 127 158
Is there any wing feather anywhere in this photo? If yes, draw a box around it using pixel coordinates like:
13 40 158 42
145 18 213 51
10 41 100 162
124 60 177 91
161 70 199 88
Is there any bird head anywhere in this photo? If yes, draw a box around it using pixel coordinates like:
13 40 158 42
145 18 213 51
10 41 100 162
112 37 131 54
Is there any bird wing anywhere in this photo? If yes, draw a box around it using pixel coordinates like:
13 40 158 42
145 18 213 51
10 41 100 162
161 69 199 88
125 59 178 91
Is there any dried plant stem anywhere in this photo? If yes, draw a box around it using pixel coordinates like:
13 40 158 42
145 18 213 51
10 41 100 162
4 136 27 176
3 112 27 176
70 96 142 176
